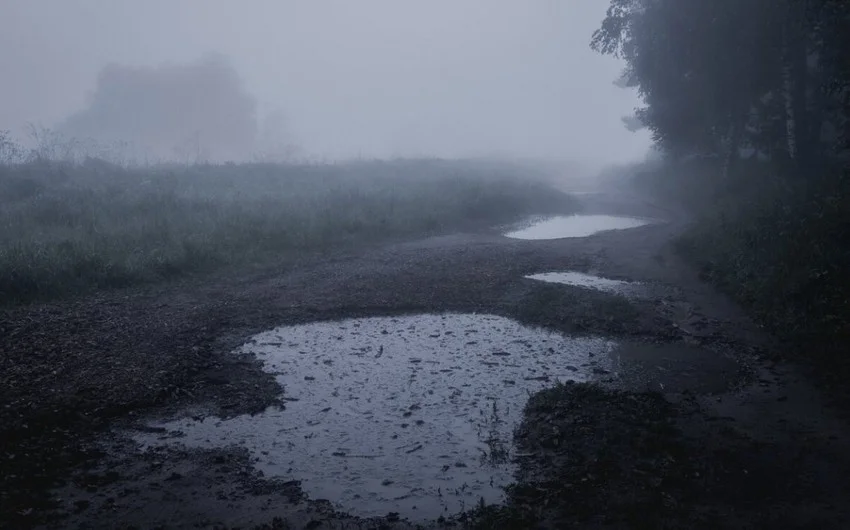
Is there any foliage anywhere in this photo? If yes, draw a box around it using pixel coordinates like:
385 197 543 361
592 0 850 389
633 156 850 392
676 162 850 350
592 0 850 163
0 159 573 305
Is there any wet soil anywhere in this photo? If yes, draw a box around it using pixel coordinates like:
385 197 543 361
2 183 850 529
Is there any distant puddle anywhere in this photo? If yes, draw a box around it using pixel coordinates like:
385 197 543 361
135 314 616 521
504 214 650 240
526 271 639 295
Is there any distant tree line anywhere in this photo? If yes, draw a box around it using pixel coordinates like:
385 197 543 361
0 53 301 166
592 0 850 174
59 53 258 163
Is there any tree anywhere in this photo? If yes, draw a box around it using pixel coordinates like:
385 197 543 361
592 0 850 169
60 53 258 162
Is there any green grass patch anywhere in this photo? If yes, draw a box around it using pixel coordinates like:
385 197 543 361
0 159 574 305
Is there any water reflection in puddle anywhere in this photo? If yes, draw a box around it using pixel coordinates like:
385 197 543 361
134 314 616 521
526 271 639 295
504 214 650 240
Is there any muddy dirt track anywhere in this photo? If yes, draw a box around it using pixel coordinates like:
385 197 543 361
3 184 850 529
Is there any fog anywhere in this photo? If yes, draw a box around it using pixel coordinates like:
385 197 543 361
1 0 650 164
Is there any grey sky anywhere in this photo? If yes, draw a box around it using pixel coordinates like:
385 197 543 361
1 0 650 163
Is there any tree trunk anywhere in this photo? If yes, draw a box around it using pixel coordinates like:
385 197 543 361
806 53 826 161
783 0 811 171
792 43 811 166
722 121 742 180
784 62 797 160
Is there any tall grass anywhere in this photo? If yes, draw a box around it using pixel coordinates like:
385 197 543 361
0 159 573 304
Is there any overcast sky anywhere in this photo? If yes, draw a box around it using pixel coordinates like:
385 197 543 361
1 0 650 164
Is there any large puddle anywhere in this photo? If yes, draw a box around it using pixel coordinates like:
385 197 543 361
135 314 616 521
504 214 650 240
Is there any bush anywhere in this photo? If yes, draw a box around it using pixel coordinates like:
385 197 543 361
653 159 850 381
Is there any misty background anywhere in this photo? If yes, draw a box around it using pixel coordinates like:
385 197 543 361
1 0 650 165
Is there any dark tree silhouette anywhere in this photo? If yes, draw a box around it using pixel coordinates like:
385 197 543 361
60 53 258 162
592 0 850 168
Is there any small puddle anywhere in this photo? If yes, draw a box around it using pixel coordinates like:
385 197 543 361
525 271 638 295
610 342 745 394
504 214 650 240
134 314 616 521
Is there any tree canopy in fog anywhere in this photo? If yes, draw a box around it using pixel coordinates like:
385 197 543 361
59 53 258 162
592 0 850 170
1 0 651 164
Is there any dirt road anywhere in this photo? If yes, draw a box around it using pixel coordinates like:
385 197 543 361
3 185 850 529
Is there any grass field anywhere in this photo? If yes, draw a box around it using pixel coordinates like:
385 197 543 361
0 158 573 304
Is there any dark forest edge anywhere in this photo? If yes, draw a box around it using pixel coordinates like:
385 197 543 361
640 157 850 399
592 0 850 397
0 158 575 306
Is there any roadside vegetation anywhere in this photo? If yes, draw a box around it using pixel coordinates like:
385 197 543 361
591 0 850 397
667 159 850 389
0 154 573 305
463 382 805 529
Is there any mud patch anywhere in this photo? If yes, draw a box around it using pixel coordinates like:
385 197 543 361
525 271 641 296
504 214 650 240
464 383 830 529
462 383 688 528
133 314 617 521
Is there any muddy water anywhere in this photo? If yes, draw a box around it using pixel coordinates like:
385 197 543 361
504 214 650 240
135 314 616 521
525 271 639 295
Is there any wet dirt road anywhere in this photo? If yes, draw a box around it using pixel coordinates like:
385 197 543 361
4 182 850 529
